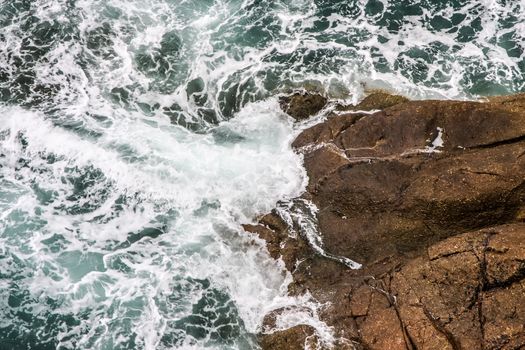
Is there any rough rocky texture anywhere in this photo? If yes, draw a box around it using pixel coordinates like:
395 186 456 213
337 91 409 111
246 93 525 350
279 92 328 121
393 224 525 350
259 325 318 350
292 95 525 265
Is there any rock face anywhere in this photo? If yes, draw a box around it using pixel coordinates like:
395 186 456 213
259 325 318 350
294 97 525 265
246 93 525 350
392 224 525 350
338 91 409 111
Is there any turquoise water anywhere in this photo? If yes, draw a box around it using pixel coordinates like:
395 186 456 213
0 0 523 349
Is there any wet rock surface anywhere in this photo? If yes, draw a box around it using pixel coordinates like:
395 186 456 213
279 92 328 121
337 91 409 112
259 325 318 350
246 93 525 349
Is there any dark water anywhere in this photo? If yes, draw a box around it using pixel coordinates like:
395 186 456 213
0 0 523 349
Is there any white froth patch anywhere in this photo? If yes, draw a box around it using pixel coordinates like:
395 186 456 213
425 127 445 153
0 101 341 348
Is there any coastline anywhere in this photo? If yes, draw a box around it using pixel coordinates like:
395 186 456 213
246 92 525 350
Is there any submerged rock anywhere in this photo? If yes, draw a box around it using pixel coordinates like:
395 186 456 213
246 93 525 349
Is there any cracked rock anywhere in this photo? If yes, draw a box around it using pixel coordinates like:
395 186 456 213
247 93 525 350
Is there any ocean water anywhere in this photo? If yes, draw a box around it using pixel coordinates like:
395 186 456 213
0 0 523 349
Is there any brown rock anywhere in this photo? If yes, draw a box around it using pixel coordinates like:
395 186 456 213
259 325 318 350
351 91 409 111
252 94 525 350
391 224 525 350
295 96 525 264
255 223 525 349
243 211 310 271
358 287 408 350
280 92 327 121
483 282 525 350
292 113 364 149
334 100 525 157
484 224 525 287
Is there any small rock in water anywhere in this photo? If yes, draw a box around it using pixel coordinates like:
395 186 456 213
279 92 327 121
251 93 525 350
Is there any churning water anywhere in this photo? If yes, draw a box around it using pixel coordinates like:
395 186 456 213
0 0 523 349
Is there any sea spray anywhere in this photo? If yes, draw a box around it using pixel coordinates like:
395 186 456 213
0 0 524 348
0 102 326 349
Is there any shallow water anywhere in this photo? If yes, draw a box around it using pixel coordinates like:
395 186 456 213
0 0 523 349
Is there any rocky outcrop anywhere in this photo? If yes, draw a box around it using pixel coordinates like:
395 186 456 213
259 325 319 350
337 91 409 111
392 224 525 350
246 93 525 349
279 92 328 121
294 96 525 265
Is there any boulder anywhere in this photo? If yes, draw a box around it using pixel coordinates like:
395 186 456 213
248 93 525 349
252 222 525 350
279 92 327 121
293 94 525 264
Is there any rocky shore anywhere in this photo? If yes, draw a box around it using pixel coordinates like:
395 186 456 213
245 92 525 349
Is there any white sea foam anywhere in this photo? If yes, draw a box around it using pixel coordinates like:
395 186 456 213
0 0 523 348
0 101 338 348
